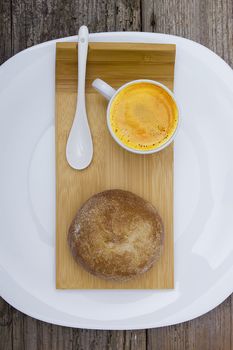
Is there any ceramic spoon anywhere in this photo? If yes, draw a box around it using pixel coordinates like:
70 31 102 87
66 25 93 170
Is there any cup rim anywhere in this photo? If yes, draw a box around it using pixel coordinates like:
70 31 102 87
106 79 181 154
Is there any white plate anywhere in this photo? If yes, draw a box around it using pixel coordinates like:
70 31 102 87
0 32 233 330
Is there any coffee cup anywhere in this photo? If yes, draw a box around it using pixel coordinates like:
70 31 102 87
92 78 180 154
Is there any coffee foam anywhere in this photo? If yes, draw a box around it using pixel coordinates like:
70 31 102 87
110 82 178 151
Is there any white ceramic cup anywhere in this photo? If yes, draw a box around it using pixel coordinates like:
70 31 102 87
92 78 180 154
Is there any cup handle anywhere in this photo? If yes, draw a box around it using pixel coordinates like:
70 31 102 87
92 78 116 101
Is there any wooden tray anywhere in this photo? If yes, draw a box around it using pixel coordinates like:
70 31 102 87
56 42 175 289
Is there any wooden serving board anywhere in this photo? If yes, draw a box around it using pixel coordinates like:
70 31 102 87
56 42 175 289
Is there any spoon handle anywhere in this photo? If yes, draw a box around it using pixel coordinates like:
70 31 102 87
77 26 89 113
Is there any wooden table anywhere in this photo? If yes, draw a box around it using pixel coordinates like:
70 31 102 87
0 0 232 349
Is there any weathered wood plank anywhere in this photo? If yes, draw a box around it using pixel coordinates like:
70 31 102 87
12 309 73 350
106 330 125 349
37 322 73 350
0 298 13 350
11 0 141 55
142 0 202 41
54 325 73 350
23 315 39 349
72 329 108 349
124 330 146 350
185 297 231 350
147 298 232 350
147 323 188 350
205 0 233 66
12 309 25 350
72 329 146 350
0 0 12 64
141 0 233 67
115 0 141 31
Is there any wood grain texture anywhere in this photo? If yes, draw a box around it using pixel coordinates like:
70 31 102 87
0 298 12 350
0 0 233 348
11 0 141 54
0 0 12 65
56 42 175 289
147 297 232 350
141 0 233 68
56 42 176 91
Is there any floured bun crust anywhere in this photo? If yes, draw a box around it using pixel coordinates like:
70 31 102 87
68 189 164 281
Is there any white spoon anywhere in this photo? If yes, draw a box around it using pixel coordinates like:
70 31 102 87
66 25 93 170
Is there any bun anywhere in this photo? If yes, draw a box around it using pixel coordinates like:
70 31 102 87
68 189 164 281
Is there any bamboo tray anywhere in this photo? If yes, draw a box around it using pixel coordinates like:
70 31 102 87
56 42 176 289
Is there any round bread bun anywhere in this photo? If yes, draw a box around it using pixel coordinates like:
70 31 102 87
68 189 164 281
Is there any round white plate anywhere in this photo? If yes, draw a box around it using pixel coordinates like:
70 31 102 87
0 32 233 330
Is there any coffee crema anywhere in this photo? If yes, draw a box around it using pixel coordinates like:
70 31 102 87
110 82 178 151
